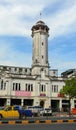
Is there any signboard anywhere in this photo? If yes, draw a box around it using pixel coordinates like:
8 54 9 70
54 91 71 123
15 91 31 97
40 93 46 96
58 93 64 97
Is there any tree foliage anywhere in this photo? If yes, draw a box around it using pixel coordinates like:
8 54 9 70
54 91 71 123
60 78 76 99
60 78 76 114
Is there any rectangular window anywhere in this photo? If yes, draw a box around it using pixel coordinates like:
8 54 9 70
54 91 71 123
52 85 58 93
42 85 44 92
31 84 33 91
54 85 57 92
28 84 30 91
25 84 27 91
19 83 21 91
4 83 6 90
13 83 21 91
40 85 46 92
25 84 33 92
16 83 18 90
13 83 15 90
25 69 27 72
0 80 3 90
52 85 53 92
42 55 43 59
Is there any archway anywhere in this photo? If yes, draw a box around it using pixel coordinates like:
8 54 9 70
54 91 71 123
40 100 44 108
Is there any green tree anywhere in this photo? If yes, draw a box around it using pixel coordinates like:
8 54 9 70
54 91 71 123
60 78 76 114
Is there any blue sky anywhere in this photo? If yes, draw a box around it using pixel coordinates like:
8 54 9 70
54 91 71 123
0 0 76 76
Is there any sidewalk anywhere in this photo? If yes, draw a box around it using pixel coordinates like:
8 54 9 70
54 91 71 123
53 112 76 117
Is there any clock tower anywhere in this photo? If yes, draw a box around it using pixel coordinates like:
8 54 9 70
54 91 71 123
31 20 49 76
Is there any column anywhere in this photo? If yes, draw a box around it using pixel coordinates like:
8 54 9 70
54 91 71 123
59 99 62 112
6 80 11 105
45 98 50 108
37 83 40 96
21 99 24 106
6 98 11 106
71 99 74 110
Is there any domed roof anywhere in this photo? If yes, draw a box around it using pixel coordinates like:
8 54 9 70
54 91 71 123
36 20 45 25
31 20 49 31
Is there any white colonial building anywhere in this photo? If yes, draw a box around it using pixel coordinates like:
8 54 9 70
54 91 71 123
0 20 76 111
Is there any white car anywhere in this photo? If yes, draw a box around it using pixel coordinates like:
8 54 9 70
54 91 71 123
28 106 43 116
40 108 52 116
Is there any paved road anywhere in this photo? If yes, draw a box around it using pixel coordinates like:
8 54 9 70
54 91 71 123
0 123 76 130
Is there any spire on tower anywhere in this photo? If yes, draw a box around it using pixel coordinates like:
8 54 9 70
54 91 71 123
40 12 42 20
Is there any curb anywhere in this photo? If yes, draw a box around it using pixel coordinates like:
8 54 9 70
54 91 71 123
0 119 76 124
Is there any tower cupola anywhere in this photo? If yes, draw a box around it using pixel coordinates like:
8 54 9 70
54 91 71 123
31 20 49 37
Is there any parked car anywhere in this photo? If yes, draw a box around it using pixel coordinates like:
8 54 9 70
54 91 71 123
40 108 52 116
0 107 4 110
0 105 33 119
28 106 43 116
34 106 43 111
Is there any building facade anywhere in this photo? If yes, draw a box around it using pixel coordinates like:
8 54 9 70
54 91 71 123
0 20 76 111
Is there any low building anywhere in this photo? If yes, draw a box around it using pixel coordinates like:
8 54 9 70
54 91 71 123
61 69 76 78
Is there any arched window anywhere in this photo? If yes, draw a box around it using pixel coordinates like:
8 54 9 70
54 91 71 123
42 42 44 45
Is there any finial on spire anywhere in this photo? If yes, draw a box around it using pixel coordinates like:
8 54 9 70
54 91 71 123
40 12 42 19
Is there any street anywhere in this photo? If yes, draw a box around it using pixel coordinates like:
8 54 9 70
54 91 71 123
0 123 76 130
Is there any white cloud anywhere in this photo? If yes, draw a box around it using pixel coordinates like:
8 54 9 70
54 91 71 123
46 3 76 39
0 0 76 38
0 0 52 35
0 0 76 75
